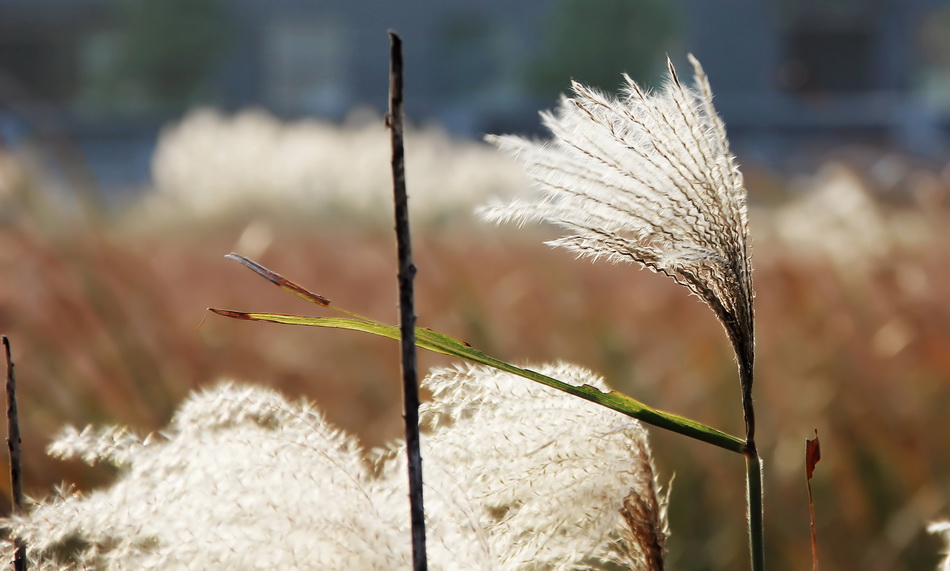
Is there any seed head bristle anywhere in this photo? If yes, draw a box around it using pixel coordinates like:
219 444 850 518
483 55 755 398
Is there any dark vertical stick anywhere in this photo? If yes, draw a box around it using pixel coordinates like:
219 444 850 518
805 431 821 571
387 31 427 570
3 337 27 570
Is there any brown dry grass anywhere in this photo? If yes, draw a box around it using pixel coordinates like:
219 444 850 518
1 201 949 569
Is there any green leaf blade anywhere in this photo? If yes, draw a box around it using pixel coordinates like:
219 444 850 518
210 307 745 453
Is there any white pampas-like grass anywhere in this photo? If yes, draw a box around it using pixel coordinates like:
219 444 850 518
141 108 527 223
409 362 668 570
12 385 400 570
3 364 667 570
482 56 754 382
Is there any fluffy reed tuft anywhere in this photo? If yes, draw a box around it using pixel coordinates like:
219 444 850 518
483 56 762 566
482 55 755 398
2 365 667 570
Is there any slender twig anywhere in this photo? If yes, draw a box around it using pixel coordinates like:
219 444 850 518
805 430 821 571
3 336 27 570
387 31 427 571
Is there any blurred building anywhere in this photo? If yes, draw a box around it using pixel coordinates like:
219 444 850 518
1 0 949 191
681 0 950 166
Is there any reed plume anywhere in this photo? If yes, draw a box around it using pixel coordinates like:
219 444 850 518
482 55 754 408
483 54 761 567
2 365 667 570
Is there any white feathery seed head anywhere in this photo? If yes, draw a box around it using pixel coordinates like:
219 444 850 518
483 55 755 382
5 383 404 569
406 362 669 570
3 367 667 570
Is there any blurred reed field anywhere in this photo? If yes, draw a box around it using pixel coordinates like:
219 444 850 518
2 111 950 569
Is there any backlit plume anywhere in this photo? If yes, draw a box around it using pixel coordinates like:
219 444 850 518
2 365 667 570
483 56 755 386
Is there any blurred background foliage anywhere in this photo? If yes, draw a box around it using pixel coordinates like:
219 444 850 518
527 0 679 99
2 0 950 569
87 0 234 114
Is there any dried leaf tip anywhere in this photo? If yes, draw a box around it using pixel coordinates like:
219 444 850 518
225 253 331 307
482 54 755 390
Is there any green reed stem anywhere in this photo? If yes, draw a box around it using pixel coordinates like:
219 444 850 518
746 446 764 571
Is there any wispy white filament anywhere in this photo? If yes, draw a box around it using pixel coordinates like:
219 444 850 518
482 56 754 372
3 365 667 570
